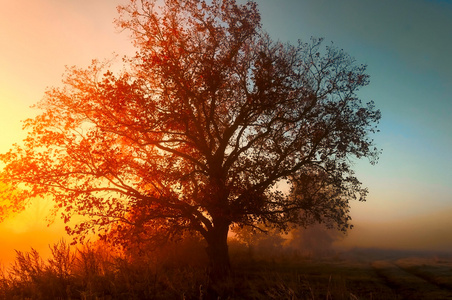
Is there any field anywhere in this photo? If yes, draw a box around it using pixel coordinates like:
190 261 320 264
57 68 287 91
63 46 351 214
223 249 452 300
1 242 452 299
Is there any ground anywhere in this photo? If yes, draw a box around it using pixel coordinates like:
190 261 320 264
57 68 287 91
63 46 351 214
221 248 452 299
2 245 452 299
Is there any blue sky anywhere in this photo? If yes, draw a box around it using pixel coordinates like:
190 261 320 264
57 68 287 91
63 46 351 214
253 0 452 249
254 0 452 222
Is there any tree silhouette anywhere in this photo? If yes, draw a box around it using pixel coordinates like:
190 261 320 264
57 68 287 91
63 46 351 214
0 0 380 278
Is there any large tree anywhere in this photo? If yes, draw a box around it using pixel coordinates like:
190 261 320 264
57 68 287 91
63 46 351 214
0 0 380 277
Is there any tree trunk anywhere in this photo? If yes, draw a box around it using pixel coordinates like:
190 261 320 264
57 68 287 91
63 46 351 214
205 221 231 280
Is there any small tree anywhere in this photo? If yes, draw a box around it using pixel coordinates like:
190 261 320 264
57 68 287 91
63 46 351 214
0 0 380 278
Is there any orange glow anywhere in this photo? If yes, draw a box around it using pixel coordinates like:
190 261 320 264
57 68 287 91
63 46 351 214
0 199 67 267
0 1 134 267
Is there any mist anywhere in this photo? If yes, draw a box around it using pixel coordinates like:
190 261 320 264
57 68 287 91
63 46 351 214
339 207 452 252
229 223 344 261
228 205 452 263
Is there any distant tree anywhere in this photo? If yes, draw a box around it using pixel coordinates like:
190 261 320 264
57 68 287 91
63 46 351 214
232 224 286 258
286 224 343 257
0 0 380 278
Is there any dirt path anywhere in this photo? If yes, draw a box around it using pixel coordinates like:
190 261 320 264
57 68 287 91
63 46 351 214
372 260 452 300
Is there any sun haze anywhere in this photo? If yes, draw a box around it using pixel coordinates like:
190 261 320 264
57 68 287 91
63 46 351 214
0 0 134 266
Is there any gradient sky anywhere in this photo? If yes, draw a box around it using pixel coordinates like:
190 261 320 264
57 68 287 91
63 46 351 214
0 0 451 264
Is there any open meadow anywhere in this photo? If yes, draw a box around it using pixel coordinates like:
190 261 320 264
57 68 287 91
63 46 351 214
225 249 452 300
1 240 452 300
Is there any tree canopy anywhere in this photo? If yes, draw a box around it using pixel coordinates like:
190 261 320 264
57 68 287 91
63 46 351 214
0 0 380 277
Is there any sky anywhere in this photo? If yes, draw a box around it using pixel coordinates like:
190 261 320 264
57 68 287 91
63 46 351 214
0 0 451 265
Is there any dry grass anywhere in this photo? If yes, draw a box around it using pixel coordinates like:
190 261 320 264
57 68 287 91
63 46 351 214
372 259 452 300
1 242 452 299
395 257 452 290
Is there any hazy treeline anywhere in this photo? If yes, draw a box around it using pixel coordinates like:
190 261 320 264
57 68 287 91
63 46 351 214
231 224 342 259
